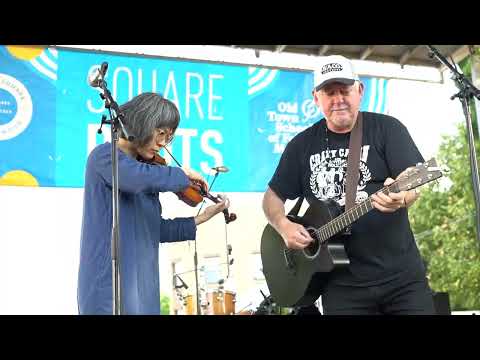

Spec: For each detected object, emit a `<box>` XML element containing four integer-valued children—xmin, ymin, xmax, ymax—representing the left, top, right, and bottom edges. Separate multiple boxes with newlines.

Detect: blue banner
<box><xmin>0</xmin><ymin>46</ymin><xmax>389</xmax><ymax>192</ymax></box>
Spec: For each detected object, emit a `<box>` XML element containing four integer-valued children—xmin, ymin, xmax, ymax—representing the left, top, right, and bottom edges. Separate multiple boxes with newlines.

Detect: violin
<box><xmin>139</xmin><ymin>151</ymin><xmax>237</xmax><ymax>224</ymax></box>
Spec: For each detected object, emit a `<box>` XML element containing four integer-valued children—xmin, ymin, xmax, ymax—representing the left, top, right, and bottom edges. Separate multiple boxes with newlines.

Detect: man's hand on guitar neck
<box><xmin>277</xmin><ymin>217</ymin><xmax>314</xmax><ymax>250</ymax></box>
<box><xmin>371</xmin><ymin>167</ymin><xmax>420</xmax><ymax>213</ymax></box>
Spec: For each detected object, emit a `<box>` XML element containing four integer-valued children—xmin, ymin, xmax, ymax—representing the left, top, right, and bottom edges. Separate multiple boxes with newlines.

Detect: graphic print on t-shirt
<box><xmin>309</xmin><ymin>145</ymin><xmax>371</xmax><ymax>206</ymax></box>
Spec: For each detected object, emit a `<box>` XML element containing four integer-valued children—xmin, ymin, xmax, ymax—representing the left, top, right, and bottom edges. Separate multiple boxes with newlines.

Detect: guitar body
<box><xmin>261</xmin><ymin>199</ymin><xmax>350</xmax><ymax>307</ymax></box>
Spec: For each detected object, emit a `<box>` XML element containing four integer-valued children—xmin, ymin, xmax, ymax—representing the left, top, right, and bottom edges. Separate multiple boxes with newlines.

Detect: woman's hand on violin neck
<box><xmin>194</xmin><ymin>195</ymin><xmax>230</xmax><ymax>226</ymax></box>
<box><xmin>181</xmin><ymin>167</ymin><xmax>209</xmax><ymax>192</ymax></box>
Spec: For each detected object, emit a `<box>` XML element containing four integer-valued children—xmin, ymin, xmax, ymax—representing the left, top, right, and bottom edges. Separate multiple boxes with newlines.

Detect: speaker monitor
<box><xmin>433</xmin><ymin>291</ymin><xmax>451</xmax><ymax>315</ymax></box>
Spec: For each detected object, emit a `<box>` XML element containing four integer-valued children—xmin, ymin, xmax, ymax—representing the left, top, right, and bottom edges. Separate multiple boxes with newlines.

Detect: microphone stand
<box><xmin>174</xmin><ymin>274</ymin><xmax>189</xmax><ymax>290</ymax></box>
<box><xmin>193</xmin><ymin>239</ymin><xmax>202</xmax><ymax>315</ymax></box>
<box><xmin>192</xmin><ymin>170</ymin><xmax>220</xmax><ymax>315</ymax></box>
<box><xmin>426</xmin><ymin>45</ymin><xmax>480</xmax><ymax>247</ymax></box>
<box><xmin>159</xmin><ymin>147</ymin><xmax>236</xmax><ymax>315</ymax></box>
<box><xmin>95</xmin><ymin>63</ymin><xmax>134</xmax><ymax>315</ymax></box>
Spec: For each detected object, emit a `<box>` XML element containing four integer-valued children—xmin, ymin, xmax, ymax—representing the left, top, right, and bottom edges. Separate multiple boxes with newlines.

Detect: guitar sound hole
<box><xmin>303</xmin><ymin>228</ymin><xmax>320</xmax><ymax>259</ymax></box>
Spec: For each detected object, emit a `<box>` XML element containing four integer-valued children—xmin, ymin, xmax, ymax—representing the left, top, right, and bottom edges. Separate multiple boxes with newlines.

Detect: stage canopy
<box><xmin>226</xmin><ymin>45</ymin><xmax>472</xmax><ymax>69</ymax></box>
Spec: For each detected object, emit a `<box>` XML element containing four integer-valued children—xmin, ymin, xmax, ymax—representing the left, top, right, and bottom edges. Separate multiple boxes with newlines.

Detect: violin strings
<box><xmin>196</xmin><ymin>173</ymin><xmax>213</xmax><ymax>216</ymax></box>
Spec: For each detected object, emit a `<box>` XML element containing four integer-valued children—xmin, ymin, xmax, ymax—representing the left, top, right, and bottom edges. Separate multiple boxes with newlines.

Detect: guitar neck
<box><xmin>316</xmin><ymin>182</ymin><xmax>401</xmax><ymax>243</ymax></box>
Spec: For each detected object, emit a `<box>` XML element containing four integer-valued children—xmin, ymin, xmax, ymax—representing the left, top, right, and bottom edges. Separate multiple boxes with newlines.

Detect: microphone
<box><xmin>211</xmin><ymin>166</ymin><xmax>229</xmax><ymax>173</ymax></box>
<box><xmin>88</xmin><ymin>62</ymin><xmax>108</xmax><ymax>88</ymax></box>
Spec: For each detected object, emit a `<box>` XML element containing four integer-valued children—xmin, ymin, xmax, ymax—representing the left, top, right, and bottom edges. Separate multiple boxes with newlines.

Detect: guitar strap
<box><xmin>345</xmin><ymin>111</ymin><xmax>363</xmax><ymax>212</ymax></box>
<box><xmin>288</xmin><ymin>196</ymin><xmax>304</xmax><ymax>216</ymax></box>
<box><xmin>288</xmin><ymin>112</ymin><xmax>363</xmax><ymax>218</ymax></box>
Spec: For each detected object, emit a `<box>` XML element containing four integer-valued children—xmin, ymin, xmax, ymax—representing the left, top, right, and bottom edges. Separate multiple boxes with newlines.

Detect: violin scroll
<box><xmin>203</xmin><ymin>192</ymin><xmax>237</xmax><ymax>224</ymax></box>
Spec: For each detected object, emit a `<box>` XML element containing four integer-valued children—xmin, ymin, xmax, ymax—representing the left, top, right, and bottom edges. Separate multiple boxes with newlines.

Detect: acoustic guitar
<box><xmin>260</xmin><ymin>158</ymin><xmax>443</xmax><ymax>307</ymax></box>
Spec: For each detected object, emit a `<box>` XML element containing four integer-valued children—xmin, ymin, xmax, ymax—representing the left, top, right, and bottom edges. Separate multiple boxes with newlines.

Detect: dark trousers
<box><xmin>321</xmin><ymin>276</ymin><xmax>435</xmax><ymax>315</ymax></box>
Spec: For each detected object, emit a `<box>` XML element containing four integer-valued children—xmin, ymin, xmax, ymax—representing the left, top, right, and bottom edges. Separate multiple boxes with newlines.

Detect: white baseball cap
<box><xmin>313</xmin><ymin>55</ymin><xmax>359</xmax><ymax>92</ymax></box>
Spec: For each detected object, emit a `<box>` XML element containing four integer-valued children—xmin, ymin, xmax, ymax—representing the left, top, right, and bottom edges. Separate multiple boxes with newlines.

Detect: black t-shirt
<box><xmin>268</xmin><ymin>111</ymin><xmax>426</xmax><ymax>286</ymax></box>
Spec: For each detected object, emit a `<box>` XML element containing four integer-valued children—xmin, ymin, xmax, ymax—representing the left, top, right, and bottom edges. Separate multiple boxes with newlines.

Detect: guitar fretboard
<box><xmin>315</xmin><ymin>182</ymin><xmax>401</xmax><ymax>243</ymax></box>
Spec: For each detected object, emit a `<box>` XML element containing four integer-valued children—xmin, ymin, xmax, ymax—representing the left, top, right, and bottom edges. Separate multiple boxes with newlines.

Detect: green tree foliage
<box><xmin>410</xmin><ymin>124</ymin><xmax>480</xmax><ymax>310</ymax></box>
<box><xmin>409</xmin><ymin>49</ymin><xmax>480</xmax><ymax>310</ymax></box>
<box><xmin>160</xmin><ymin>295</ymin><xmax>170</xmax><ymax>315</ymax></box>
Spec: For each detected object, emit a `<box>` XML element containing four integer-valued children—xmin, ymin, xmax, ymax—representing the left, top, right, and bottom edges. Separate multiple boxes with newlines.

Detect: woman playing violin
<box><xmin>78</xmin><ymin>92</ymin><xmax>230</xmax><ymax>315</ymax></box>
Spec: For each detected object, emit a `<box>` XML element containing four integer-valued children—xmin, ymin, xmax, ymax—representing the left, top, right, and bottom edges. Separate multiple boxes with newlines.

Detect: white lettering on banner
<box><xmin>86</xmin><ymin>125</ymin><xmax>223</xmax><ymax>175</ymax></box>
<box><xmin>208</xmin><ymin>74</ymin><xmax>223</xmax><ymax>121</ymax></box>
<box><xmin>267</xmin><ymin>112</ymin><xmax>300</xmax><ymax>123</ymax></box>
<box><xmin>164</xmin><ymin>71</ymin><xmax>180</xmax><ymax>109</ymax></box>
<box><xmin>282</xmin><ymin>133</ymin><xmax>294</xmax><ymax>143</ymax></box>
<box><xmin>264</xmin><ymin>100</ymin><xmax>319</xmax><ymax>154</ymax></box>
<box><xmin>0</xmin><ymin>74</ymin><xmax>33</xmax><ymax>140</ymax></box>
<box><xmin>274</xmin><ymin>143</ymin><xmax>285</xmax><ymax>153</ymax></box>
<box><xmin>277</xmin><ymin>102</ymin><xmax>298</xmax><ymax>114</ymax></box>
<box><xmin>113</xmin><ymin>67</ymin><xmax>133</xmax><ymax>102</ymax></box>
<box><xmin>200</xmin><ymin>130</ymin><xmax>223</xmax><ymax>174</ymax></box>
<box><xmin>176</xmin><ymin>128</ymin><xmax>198</xmax><ymax>169</ymax></box>
<box><xmin>186</xmin><ymin>72</ymin><xmax>204</xmax><ymax>120</ymax></box>
<box><xmin>152</xmin><ymin>69</ymin><xmax>157</xmax><ymax>93</ymax></box>
<box><xmin>275</xmin><ymin>123</ymin><xmax>308</xmax><ymax>133</ymax></box>
<box><xmin>84</xmin><ymin>66</ymin><xmax>227</xmax><ymax>172</ymax></box>
<box><xmin>268</xmin><ymin>133</ymin><xmax>279</xmax><ymax>143</ymax></box>
<box><xmin>135</xmin><ymin>68</ymin><xmax>159</xmax><ymax>94</ymax></box>
<box><xmin>137</xmin><ymin>68</ymin><xmax>143</xmax><ymax>95</ymax></box>
<box><xmin>86</xmin><ymin>67</ymin><xmax>225</xmax><ymax>123</ymax></box>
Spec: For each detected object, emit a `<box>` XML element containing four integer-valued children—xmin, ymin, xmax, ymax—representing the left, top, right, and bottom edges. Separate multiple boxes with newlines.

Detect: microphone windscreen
<box><xmin>211</xmin><ymin>166</ymin><xmax>229</xmax><ymax>173</ymax></box>
<box><xmin>88</xmin><ymin>68</ymin><xmax>102</xmax><ymax>88</ymax></box>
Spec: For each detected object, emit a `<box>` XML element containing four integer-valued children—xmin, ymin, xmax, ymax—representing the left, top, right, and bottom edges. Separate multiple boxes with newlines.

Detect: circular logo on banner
<box><xmin>0</xmin><ymin>73</ymin><xmax>33</xmax><ymax>141</ymax></box>
<box><xmin>301</xmin><ymin>99</ymin><xmax>320</xmax><ymax>121</ymax></box>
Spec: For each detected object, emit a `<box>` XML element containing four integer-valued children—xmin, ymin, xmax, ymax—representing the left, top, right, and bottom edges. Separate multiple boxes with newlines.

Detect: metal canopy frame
<box><xmin>229</xmin><ymin>45</ymin><xmax>472</xmax><ymax>70</ymax></box>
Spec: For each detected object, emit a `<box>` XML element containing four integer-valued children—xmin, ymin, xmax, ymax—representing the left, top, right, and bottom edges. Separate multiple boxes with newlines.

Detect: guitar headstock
<box><xmin>395</xmin><ymin>158</ymin><xmax>443</xmax><ymax>192</ymax></box>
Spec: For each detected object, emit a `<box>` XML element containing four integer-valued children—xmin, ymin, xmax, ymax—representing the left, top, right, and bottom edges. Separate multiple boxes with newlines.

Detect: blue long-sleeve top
<box><xmin>78</xmin><ymin>142</ymin><xmax>196</xmax><ymax>315</ymax></box>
